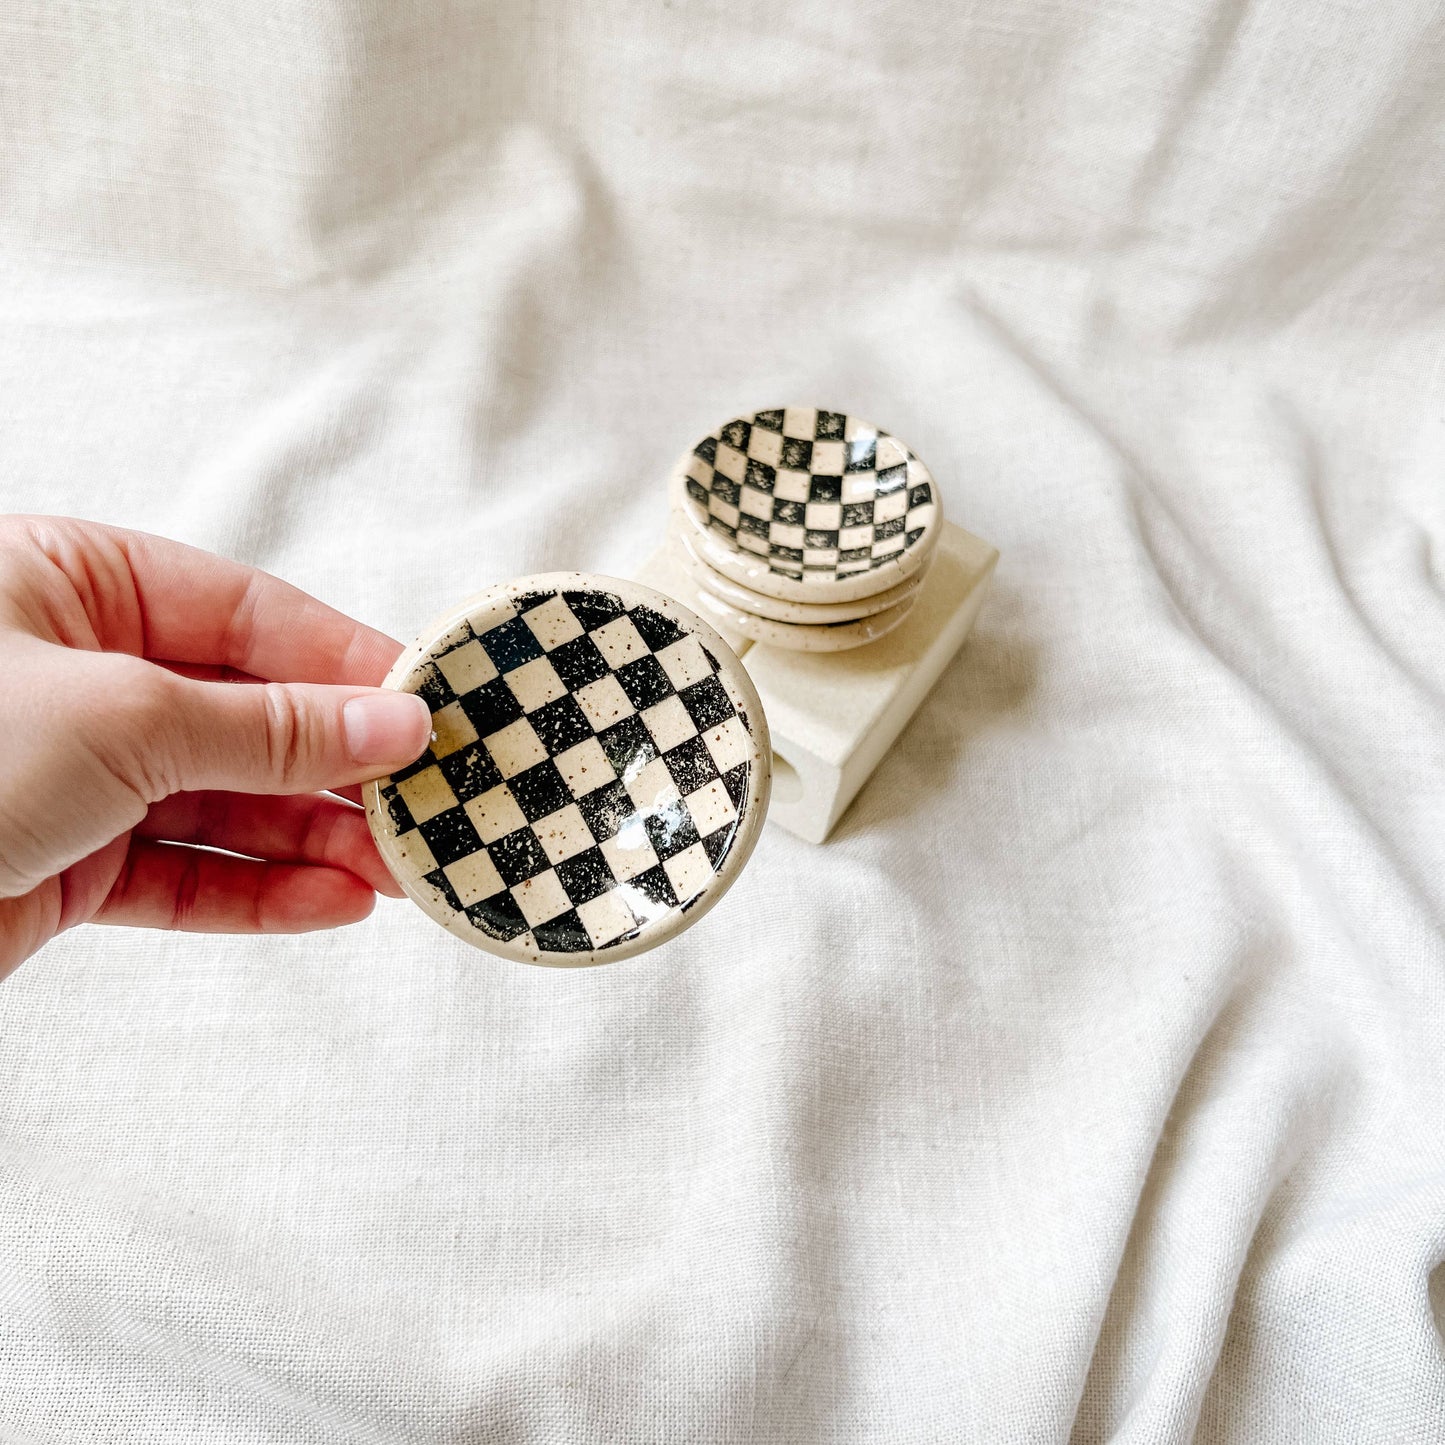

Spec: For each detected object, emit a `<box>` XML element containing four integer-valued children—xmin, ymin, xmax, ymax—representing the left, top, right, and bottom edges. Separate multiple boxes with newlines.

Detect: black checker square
<box><xmin>509</xmin><ymin>759</ymin><xmax>572</xmax><ymax>823</ymax></box>
<box><xmin>643</xmin><ymin>799</ymin><xmax>701</xmax><ymax>863</ymax></box>
<box><xmin>555</xmin><ymin>846</ymin><xmax>614</xmax><ymax>907</ymax></box>
<box><xmin>381</xmin><ymin>784</ymin><xmax>415</xmax><ymax>834</ymax></box>
<box><xmin>549</xmin><ymin>633</ymin><xmax>610</xmax><ymax>691</ymax></box>
<box><xmin>631</xmin><ymin>864</ymin><xmax>680</xmax><ymax>910</ymax></box>
<box><xmin>701</xmin><ymin>825</ymin><xmax>733</xmax><ymax>870</ymax></box>
<box><xmin>744</xmin><ymin>459</ymin><xmax>776</xmax><ymax>492</ymax></box>
<box><xmin>576</xmin><ymin>777</ymin><xmax>634</xmax><ymax>844</ymax></box>
<box><xmin>679</xmin><ymin>670</ymin><xmax>739</xmax><ymax>728</ymax></box>
<box><xmin>466</xmin><ymin>890</ymin><xmax>529</xmax><ymax>941</ymax></box>
<box><xmin>629</xmin><ymin>604</ymin><xmax>686</xmax><ymax>653</ymax></box>
<box><xmin>376</xmin><ymin>583</ymin><xmax>758</xmax><ymax>959</ymax></box>
<box><xmin>719</xmin><ymin>418</ymin><xmax>750</xmax><ymax>451</ymax></box>
<box><xmin>479</xmin><ymin>614</ymin><xmax>545</xmax><ymax>674</ymax></box>
<box><xmin>490</xmin><ymin>826</ymin><xmax>550</xmax><ymax>888</ymax></box>
<box><xmin>597</xmin><ymin>714</ymin><xmax>659</xmax><ymax>776</ymax></box>
<box><xmin>413</xmin><ymin>662</ymin><xmax>456</xmax><ymax>712</ymax></box>
<box><xmin>780</xmin><ymin>436</ymin><xmax>812</xmax><ymax>470</ymax></box>
<box><xmin>438</xmin><ymin>741</ymin><xmax>503</xmax><ymax>803</ymax></box>
<box><xmin>418</xmin><ymin>806</ymin><xmax>484</xmax><ymax>869</ymax></box>
<box><xmin>680</xmin><ymin>410</ymin><xmax>937</xmax><ymax>582</ymax></box>
<box><xmin>423</xmin><ymin>867</ymin><xmax>463</xmax><ymax>914</ymax></box>
<box><xmin>532</xmin><ymin>909</ymin><xmax>590</xmax><ymax>953</ymax></box>
<box><xmin>459</xmin><ymin>676</ymin><xmax>523</xmax><ymax>738</ymax></box>
<box><xmin>722</xmin><ymin>762</ymin><xmax>750</xmax><ymax>812</ymax></box>
<box><xmin>663</xmin><ymin>735</ymin><xmax>719</xmax><ymax>796</ymax></box>
<box><xmin>615</xmin><ymin>653</ymin><xmax>675</xmax><ymax>712</ymax></box>
<box><xmin>529</xmin><ymin>695</ymin><xmax>593</xmax><ymax>755</ymax></box>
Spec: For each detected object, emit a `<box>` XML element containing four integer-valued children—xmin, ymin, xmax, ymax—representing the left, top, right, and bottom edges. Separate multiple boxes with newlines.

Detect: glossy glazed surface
<box><xmin>689</xmin><ymin>582</ymin><xmax>918</xmax><ymax>652</ymax></box>
<box><xmin>671</xmin><ymin>521</ymin><xmax>924</xmax><ymax>623</ymax></box>
<box><xmin>364</xmin><ymin>574</ymin><xmax>770</xmax><ymax>965</ymax></box>
<box><xmin>670</xmin><ymin>407</ymin><xmax>942</xmax><ymax>603</ymax></box>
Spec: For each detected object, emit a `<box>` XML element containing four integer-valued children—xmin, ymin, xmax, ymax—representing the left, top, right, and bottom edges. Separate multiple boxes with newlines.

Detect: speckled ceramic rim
<box><xmin>667</xmin><ymin>412</ymin><xmax>944</xmax><ymax>604</ymax></box>
<box><xmin>671</xmin><ymin>521</ymin><xmax>925</xmax><ymax>624</ymax></box>
<box><xmin>363</xmin><ymin>572</ymin><xmax>773</xmax><ymax>967</ymax></box>
<box><xmin>689</xmin><ymin>580</ymin><xmax>918</xmax><ymax>652</ymax></box>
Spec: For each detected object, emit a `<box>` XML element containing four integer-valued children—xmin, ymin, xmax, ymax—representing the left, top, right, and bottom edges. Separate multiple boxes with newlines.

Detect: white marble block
<box><xmin>635</xmin><ymin>520</ymin><xmax>998</xmax><ymax>844</ymax></box>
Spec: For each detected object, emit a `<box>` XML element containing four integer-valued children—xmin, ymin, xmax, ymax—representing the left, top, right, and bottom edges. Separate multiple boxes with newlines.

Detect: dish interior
<box><xmin>374</xmin><ymin>585</ymin><xmax>758</xmax><ymax>958</ymax></box>
<box><xmin>680</xmin><ymin>407</ymin><xmax>937</xmax><ymax>584</ymax></box>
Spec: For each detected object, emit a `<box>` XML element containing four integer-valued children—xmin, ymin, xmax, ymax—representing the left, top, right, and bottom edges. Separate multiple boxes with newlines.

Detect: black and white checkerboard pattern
<box><xmin>376</xmin><ymin>588</ymin><xmax>756</xmax><ymax>956</ymax></box>
<box><xmin>682</xmin><ymin>408</ymin><xmax>936</xmax><ymax>583</ymax></box>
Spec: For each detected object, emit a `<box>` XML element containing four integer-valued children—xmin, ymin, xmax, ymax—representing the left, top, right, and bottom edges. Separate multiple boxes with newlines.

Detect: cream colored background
<box><xmin>2</xmin><ymin>2</ymin><xmax>1444</xmax><ymax>1440</ymax></box>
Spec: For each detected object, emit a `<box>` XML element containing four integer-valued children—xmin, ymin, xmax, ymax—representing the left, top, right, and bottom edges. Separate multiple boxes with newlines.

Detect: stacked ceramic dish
<box><xmin>666</xmin><ymin>407</ymin><xmax>943</xmax><ymax>652</ymax></box>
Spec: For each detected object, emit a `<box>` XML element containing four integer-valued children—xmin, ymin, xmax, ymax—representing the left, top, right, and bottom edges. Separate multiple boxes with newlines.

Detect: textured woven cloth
<box><xmin>2</xmin><ymin>2</ymin><xmax>1444</xmax><ymax>1440</ymax></box>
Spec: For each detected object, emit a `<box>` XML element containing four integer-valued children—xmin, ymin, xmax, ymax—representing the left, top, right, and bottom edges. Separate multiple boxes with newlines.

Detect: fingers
<box><xmin>5</xmin><ymin>515</ymin><xmax>406</xmax><ymax>685</ymax></box>
<box><xmin>135</xmin><ymin>790</ymin><xmax>405</xmax><ymax>898</ymax></box>
<box><xmin>142</xmin><ymin>670</ymin><xmax>432</xmax><ymax>798</ymax></box>
<box><xmin>94</xmin><ymin>840</ymin><xmax>377</xmax><ymax>933</ymax></box>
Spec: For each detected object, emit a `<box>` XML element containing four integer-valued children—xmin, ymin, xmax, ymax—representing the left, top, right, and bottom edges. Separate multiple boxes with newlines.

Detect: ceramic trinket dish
<box><xmin>669</xmin><ymin>407</ymin><xmax>942</xmax><ymax>606</ymax></box>
<box><xmin>689</xmin><ymin>583</ymin><xmax>917</xmax><ymax>652</ymax></box>
<box><xmin>671</xmin><ymin>521</ymin><xmax>924</xmax><ymax>625</ymax></box>
<box><xmin>364</xmin><ymin>574</ymin><xmax>771</xmax><ymax>965</ymax></box>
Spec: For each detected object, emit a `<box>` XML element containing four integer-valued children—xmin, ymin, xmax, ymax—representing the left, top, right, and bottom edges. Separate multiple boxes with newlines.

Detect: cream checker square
<box><xmin>512</xmin><ymin>869</ymin><xmax>571</xmax><ymax>928</ymax></box>
<box><xmin>442</xmin><ymin>849</ymin><xmax>506</xmax><ymax>907</ymax></box>
<box><xmin>396</xmin><ymin>765</ymin><xmax>457</xmax><ymax>825</ymax></box>
<box><xmin>554</xmin><ymin>736</ymin><xmax>615</xmax><ymax>796</ymax></box>
<box><xmin>577</xmin><ymin>890</ymin><xmax>639</xmax><ymax>949</ymax></box>
<box><xmin>641</xmin><ymin>695</ymin><xmax>698</xmax><ymax>752</ymax></box>
<box><xmin>601</xmin><ymin>824</ymin><xmax>659</xmax><ymax>882</ymax></box>
<box><xmin>428</xmin><ymin>699</ymin><xmax>478</xmax><ymax>759</ymax></box>
<box><xmin>838</xmin><ymin>525</ymin><xmax>875</xmax><ymax>553</ymax></box>
<box><xmin>591</xmin><ymin>616</ymin><xmax>647</xmax><ymax>669</ymax></box>
<box><xmin>532</xmin><ymin>803</ymin><xmax>596</xmax><ymax>866</ymax></box>
<box><xmin>772</xmin><ymin>468</ymin><xmax>811</xmax><ymax>502</ymax></box>
<box><xmin>685</xmin><ymin>778</ymin><xmax>736</xmax><ymax>835</ymax></box>
<box><xmin>811</xmin><ymin>440</ymin><xmax>845</xmax><ymax>473</ymax></box>
<box><xmin>655</xmin><ymin>636</ymin><xmax>713</xmax><ymax>690</ymax></box>
<box><xmin>463</xmin><ymin>784</ymin><xmax>528</xmax><ymax>843</ymax></box>
<box><xmin>805</xmin><ymin>501</ymin><xmax>843</xmax><ymax>530</ymax></box>
<box><xmin>712</xmin><ymin>442</ymin><xmax>746</xmax><ymax>483</ymax></box>
<box><xmin>702</xmin><ymin>715</ymin><xmax>752</xmax><ymax>773</ymax></box>
<box><xmin>746</xmin><ymin>427</ymin><xmax>782</xmax><ymax>466</ymax></box>
<box><xmin>575</xmin><ymin>674</ymin><xmax>635</xmax><ymax>730</ymax></box>
<box><xmin>484</xmin><ymin>717</ymin><xmax>547</xmax><ymax>778</ymax></box>
<box><xmin>522</xmin><ymin>594</ymin><xmax>585</xmax><ymax>651</ymax></box>
<box><xmin>626</xmin><ymin>756</ymin><xmax>681</xmax><ymax>812</ymax></box>
<box><xmin>506</xmin><ymin>656</ymin><xmax>567</xmax><ymax>713</ymax></box>
<box><xmin>435</xmin><ymin>639</ymin><xmax>497</xmax><ymax>695</ymax></box>
<box><xmin>663</xmin><ymin>843</ymin><xmax>714</xmax><ymax>903</ymax></box>
<box><xmin>782</xmin><ymin>406</ymin><xmax>816</xmax><ymax>438</ymax></box>
<box><xmin>739</xmin><ymin>486</ymin><xmax>772</xmax><ymax>520</ymax></box>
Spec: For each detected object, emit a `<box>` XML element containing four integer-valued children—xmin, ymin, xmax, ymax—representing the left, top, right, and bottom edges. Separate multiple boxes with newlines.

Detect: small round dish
<box><xmin>364</xmin><ymin>573</ymin><xmax>771</xmax><ymax>966</ymax></box>
<box><xmin>671</xmin><ymin>521</ymin><xmax>924</xmax><ymax>624</ymax></box>
<box><xmin>669</xmin><ymin>406</ymin><xmax>942</xmax><ymax>604</ymax></box>
<box><xmin>689</xmin><ymin>582</ymin><xmax>917</xmax><ymax>652</ymax></box>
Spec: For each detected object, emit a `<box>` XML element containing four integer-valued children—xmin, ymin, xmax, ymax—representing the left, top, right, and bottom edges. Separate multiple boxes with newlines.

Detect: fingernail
<box><xmin>343</xmin><ymin>692</ymin><xmax>432</xmax><ymax>767</ymax></box>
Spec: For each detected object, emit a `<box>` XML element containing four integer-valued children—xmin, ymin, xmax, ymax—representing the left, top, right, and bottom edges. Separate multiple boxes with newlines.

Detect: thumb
<box><xmin>155</xmin><ymin>674</ymin><xmax>433</xmax><ymax>796</ymax></box>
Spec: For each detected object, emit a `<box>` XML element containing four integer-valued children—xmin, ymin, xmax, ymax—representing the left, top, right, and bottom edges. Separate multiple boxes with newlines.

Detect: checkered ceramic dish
<box><xmin>364</xmin><ymin>574</ymin><xmax>771</xmax><ymax>966</ymax></box>
<box><xmin>669</xmin><ymin>407</ymin><xmax>942</xmax><ymax>604</ymax></box>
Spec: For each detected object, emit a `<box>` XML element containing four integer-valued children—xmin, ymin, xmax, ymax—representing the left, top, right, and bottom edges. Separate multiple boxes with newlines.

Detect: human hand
<box><xmin>0</xmin><ymin>515</ymin><xmax>434</xmax><ymax>981</ymax></box>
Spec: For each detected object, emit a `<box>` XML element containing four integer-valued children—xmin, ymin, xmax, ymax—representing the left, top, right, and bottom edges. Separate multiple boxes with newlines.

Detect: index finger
<box><xmin>16</xmin><ymin>516</ymin><xmax>406</xmax><ymax>687</ymax></box>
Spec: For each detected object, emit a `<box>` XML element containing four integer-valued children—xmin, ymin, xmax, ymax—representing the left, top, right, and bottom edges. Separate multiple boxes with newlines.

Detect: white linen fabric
<box><xmin>2</xmin><ymin>2</ymin><xmax>1444</xmax><ymax>1439</ymax></box>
